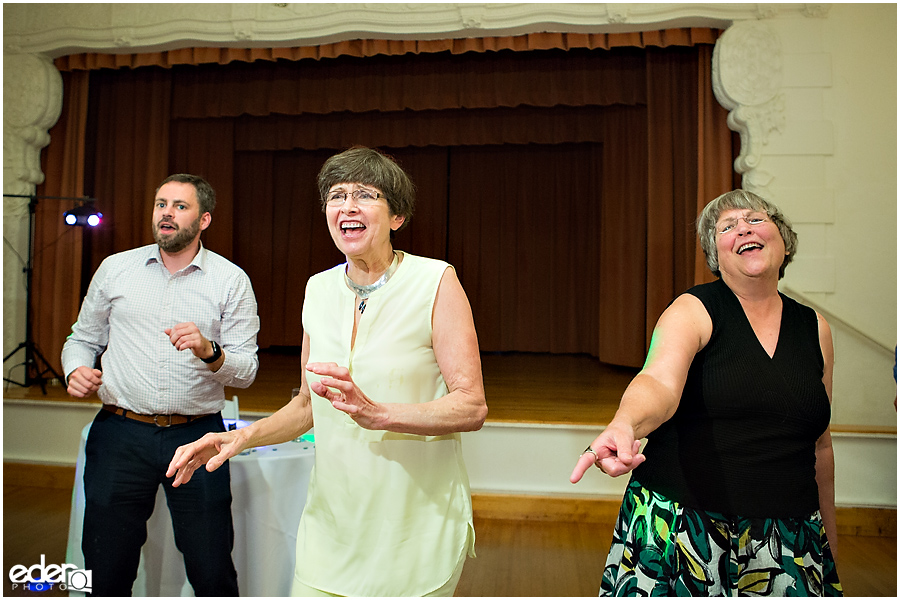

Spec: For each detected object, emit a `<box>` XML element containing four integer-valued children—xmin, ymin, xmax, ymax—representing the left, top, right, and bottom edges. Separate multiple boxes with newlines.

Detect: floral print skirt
<box><xmin>600</xmin><ymin>479</ymin><xmax>842</xmax><ymax>596</ymax></box>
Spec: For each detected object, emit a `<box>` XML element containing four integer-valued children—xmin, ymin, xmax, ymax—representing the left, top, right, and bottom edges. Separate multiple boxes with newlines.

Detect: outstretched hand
<box><xmin>307</xmin><ymin>362</ymin><xmax>388</xmax><ymax>430</ymax></box>
<box><xmin>166</xmin><ymin>430</ymin><xmax>247</xmax><ymax>487</ymax></box>
<box><xmin>570</xmin><ymin>424</ymin><xmax>646</xmax><ymax>483</ymax></box>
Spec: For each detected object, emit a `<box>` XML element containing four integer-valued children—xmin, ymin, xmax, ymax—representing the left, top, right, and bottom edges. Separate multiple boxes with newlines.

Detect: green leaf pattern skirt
<box><xmin>600</xmin><ymin>479</ymin><xmax>842</xmax><ymax>596</ymax></box>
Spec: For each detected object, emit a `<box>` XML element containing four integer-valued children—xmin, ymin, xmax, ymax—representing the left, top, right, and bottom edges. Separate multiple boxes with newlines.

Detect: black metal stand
<box><xmin>3</xmin><ymin>194</ymin><xmax>82</xmax><ymax>393</ymax></box>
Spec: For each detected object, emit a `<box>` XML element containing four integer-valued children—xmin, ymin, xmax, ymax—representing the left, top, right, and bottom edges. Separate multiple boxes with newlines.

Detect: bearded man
<box><xmin>62</xmin><ymin>173</ymin><xmax>260</xmax><ymax>596</ymax></box>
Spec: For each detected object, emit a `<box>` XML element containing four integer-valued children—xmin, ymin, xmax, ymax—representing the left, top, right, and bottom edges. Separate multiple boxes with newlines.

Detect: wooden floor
<box><xmin>2</xmin><ymin>483</ymin><xmax>896</xmax><ymax>597</ymax></box>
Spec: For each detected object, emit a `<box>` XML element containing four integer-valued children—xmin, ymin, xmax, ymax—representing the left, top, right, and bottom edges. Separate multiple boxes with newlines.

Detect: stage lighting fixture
<box><xmin>64</xmin><ymin>203</ymin><xmax>103</xmax><ymax>227</ymax></box>
<box><xmin>2</xmin><ymin>192</ymin><xmax>100</xmax><ymax>391</ymax></box>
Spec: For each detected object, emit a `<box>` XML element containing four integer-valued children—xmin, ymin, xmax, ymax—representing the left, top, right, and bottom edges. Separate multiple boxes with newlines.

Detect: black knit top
<box><xmin>632</xmin><ymin>278</ymin><xmax>831</xmax><ymax>518</ymax></box>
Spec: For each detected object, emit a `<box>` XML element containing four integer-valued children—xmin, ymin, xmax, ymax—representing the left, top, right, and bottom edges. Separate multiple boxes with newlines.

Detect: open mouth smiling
<box><xmin>340</xmin><ymin>221</ymin><xmax>366</xmax><ymax>234</ymax></box>
<box><xmin>737</xmin><ymin>242</ymin><xmax>763</xmax><ymax>255</ymax></box>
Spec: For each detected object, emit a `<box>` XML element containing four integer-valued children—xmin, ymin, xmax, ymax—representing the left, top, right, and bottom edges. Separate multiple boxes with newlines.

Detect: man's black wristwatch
<box><xmin>201</xmin><ymin>340</ymin><xmax>223</xmax><ymax>364</ymax></box>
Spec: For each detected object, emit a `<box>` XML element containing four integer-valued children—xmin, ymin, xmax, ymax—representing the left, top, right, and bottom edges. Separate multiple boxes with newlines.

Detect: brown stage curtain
<box><xmin>165</xmin><ymin>48</ymin><xmax>646</xmax><ymax>119</ymax></box>
<box><xmin>37</xmin><ymin>34</ymin><xmax>734</xmax><ymax>371</ymax></box>
<box><xmin>224</xmin><ymin>141</ymin><xmax>615</xmax><ymax>353</ymax></box>
<box><xmin>86</xmin><ymin>67</ymin><xmax>173</xmax><ymax>264</ymax></box>
<box><xmin>445</xmin><ymin>143</ymin><xmax>606</xmax><ymax>355</ymax></box>
<box><xmin>695</xmin><ymin>44</ymin><xmax>736</xmax><ymax>287</ymax></box>
<box><xmin>54</xmin><ymin>29</ymin><xmax>721</xmax><ymax>72</ymax></box>
<box><xmin>232</xmin><ymin>105</ymin><xmax>633</xmax><ymax>151</ymax></box>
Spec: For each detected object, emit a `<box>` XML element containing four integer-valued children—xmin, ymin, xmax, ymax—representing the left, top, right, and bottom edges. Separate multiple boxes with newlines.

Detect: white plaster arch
<box><xmin>3</xmin><ymin>53</ymin><xmax>63</xmax><ymax>208</ymax></box>
<box><xmin>2</xmin><ymin>3</ymin><xmax>825</xmax><ymax>197</ymax></box>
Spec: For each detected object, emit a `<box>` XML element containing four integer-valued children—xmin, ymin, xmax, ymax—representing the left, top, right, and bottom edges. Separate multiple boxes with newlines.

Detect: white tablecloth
<box><xmin>66</xmin><ymin>422</ymin><xmax>315</xmax><ymax>596</ymax></box>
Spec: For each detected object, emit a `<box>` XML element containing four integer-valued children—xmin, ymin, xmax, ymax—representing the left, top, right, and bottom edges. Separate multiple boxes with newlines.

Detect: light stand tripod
<box><xmin>3</xmin><ymin>193</ymin><xmax>97</xmax><ymax>393</ymax></box>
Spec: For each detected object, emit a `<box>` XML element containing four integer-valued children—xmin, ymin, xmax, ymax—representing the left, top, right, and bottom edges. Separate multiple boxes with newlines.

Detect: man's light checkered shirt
<box><xmin>62</xmin><ymin>243</ymin><xmax>260</xmax><ymax>415</ymax></box>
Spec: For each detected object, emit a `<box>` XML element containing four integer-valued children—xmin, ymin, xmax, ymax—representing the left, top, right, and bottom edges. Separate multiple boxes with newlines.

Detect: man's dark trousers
<box><xmin>82</xmin><ymin>409</ymin><xmax>238</xmax><ymax>597</ymax></box>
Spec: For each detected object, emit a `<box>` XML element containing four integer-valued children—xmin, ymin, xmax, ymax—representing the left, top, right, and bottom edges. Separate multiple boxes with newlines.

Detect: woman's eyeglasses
<box><xmin>716</xmin><ymin>213</ymin><xmax>769</xmax><ymax>235</ymax></box>
<box><xmin>325</xmin><ymin>189</ymin><xmax>383</xmax><ymax>206</ymax></box>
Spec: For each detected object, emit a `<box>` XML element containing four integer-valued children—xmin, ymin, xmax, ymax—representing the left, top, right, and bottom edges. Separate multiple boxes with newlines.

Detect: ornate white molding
<box><xmin>712</xmin><ymin>20</ymin><xmax>786</xmax><ymax>196</ymax></box>
<box><xmin>2</xmin><ymin>54</ymin><xmax>62</xmax><ymax>364</ymax></box>
<box><xmin>3</xmin><ymin>53</ymin><xmax>63</xmax><ymax>216</ymax></box>
<box><xmin>458</xmin><ymin>5</ymin><xmax>487</xmax><ymax>30</ymax></box>
<box><xmin>800</xmin><ymin>4</ymin><xmax>832</xmax><ymax>19</ymax></box>
<box><xmin>3</xmin><ymin>3</ymin><xmax>820</xmax><ymax>57</ymax></box>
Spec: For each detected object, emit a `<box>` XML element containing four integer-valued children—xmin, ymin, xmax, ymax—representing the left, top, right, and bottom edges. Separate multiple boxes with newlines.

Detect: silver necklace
<box><xmin>344</xmin><ymin>251</ymin><xmax>400</xmax><ymax>314</ymax></box>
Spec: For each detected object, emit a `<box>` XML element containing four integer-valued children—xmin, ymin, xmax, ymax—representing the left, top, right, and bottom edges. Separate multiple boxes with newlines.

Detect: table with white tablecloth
<box><xmin>66</xmin><ymin>422</ymin><xmax>315</xmax><ymax>596</ymax></box>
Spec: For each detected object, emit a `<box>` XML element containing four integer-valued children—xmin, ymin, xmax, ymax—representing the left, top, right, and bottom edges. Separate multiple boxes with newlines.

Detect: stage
<box><xmin>225</xmin><ymin>350</ymin><xmax>636</xmax><ymax>425</ymax></box>
<box><xmin>4</xmin><ymin>351</ymin><xmax>636</xmax><ymax>427</ymax></box>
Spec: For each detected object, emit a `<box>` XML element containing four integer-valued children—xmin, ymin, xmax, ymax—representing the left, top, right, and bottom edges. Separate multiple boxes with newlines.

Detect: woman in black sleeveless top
<box><xmin>571</xmin><ymin>190</ymin><xmax>841</xmax><ymax>596</ymax></box>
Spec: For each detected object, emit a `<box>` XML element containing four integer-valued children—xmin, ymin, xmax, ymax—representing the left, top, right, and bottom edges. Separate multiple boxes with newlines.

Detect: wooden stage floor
<box><xmin>227</xmin><ymin>350</ymin><xmax>636</xmax><ymax>425</ymax></box>
<box><xmin>3</xmin><ymin>351</ymin><xmax>635</xmax><ymax>426</ymax></box>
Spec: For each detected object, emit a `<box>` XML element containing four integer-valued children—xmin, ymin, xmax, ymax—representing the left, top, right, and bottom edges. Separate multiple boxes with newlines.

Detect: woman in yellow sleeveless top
<box><xmin>168</xmin><ymin>147</ymin><xmax>488</xmax><ymax>596</ymax></box>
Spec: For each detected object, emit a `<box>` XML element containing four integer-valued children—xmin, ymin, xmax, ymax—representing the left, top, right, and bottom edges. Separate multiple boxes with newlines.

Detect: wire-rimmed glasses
<box><xmin>716</xmin><ymin>212</ymin><xmax>769</xmax><ymax>235</ymax></box>
<box><xmin>325</xmin><ymin>189</ymin><xmax>384</xmax><ymax>207</ymax></box>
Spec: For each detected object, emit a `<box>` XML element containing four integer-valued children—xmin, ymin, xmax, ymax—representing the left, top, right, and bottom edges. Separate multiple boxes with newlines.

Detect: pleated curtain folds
<box><xmin>35</xmin><ymin>30</ymin><xmax>735</xmax><ymax>376</ymax></box>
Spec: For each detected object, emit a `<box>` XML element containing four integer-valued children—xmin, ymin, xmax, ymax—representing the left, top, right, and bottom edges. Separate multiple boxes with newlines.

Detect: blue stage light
<box><xmin>63</xmin><ymin>204</ymin><xmax>103</xmax><ymax>227</ymax></box>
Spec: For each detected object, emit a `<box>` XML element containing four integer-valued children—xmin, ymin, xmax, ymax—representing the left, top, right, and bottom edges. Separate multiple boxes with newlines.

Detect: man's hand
<box><xmin>165</xmin><ymin>322</ymin><xmax>215</xmax><ymax>360</ymax></box>
<box><xmin>66</xmin><ymin>366</ymin><xmax>103</xmax><ymax>398</ymax></box>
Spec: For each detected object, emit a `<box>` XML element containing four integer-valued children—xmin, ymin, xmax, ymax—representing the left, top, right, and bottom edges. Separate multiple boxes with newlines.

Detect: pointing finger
<box><xmin>570</xmin><ymin>451</ymin><xmax>597</xmax><ymax>484</ymax></box>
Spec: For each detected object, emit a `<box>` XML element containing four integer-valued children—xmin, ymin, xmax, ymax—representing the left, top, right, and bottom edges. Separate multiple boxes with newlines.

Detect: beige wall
<box><xmin>772</xmin><ymin>5</ymin><xmax>896</xmax><ymax>427</ymax></box>
<box><xmin>825</xmin><ymin>4</ymin><xmax>896</xmax><ymax>347</ymax></box>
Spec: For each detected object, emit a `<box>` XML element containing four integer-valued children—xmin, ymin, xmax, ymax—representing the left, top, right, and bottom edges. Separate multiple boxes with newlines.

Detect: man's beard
<box><xmin>154</xmin><ymin>215</ymin><xmax>201</xmax><ymax>253</ymax></box>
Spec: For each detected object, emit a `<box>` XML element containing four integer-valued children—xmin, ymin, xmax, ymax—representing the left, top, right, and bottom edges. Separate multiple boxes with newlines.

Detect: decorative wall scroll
<box><xmin>712</xmin><ymin>20</ymin><xmax>786</xmax><ymax>195</ymax></box>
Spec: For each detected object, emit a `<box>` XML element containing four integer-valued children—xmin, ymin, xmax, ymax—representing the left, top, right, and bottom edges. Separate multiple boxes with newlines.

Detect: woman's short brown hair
<box><xmin>317</xmin><ymin>147</ymin><xmax>415</xmax><ymax>231</ymax></box>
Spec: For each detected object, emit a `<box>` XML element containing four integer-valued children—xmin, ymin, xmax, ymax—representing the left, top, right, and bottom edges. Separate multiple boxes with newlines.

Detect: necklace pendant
<box><xmin>358</xmin><ymin>299</ymin><xmax>367</xmax><ymax>314</ymax></box>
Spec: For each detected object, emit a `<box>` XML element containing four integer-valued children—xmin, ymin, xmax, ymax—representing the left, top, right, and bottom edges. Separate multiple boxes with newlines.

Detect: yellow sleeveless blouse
<box><xmin>295</xmin><ymin>252</ymin><xmax>475</xmax><ymax>596</ymax></box>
